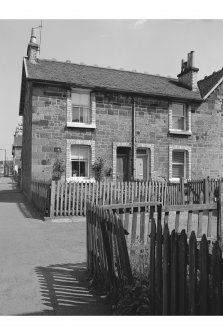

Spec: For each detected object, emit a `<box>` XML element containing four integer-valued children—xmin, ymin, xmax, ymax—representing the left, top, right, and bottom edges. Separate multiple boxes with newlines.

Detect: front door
<box><xmin>136</xmin><ymin>149</ymin><xmax>148</xmax><ymax>180</ymax></box>
<box><xmin>117</xmin><ymin>147</ymin><xmax>130</xmax><ymax>181</ymax></box>
<box><xmin>117</xmin><ymin>155</ymin><xmax>128</xmax><ymax>181</ymax></box>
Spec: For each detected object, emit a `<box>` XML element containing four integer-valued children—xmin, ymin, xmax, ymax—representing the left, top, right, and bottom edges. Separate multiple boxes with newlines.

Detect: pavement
<box><xmin>0</xmin><ymin>177</ymin><xmax>112</xmax><ymax>315</ymax></box>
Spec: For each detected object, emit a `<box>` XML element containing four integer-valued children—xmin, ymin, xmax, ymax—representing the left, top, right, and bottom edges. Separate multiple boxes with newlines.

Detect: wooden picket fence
<box><xmin>86</xmin><ymin>202</ymin><xmax>133</xmax><ymax>298</ymax></box>
<box><xmin>31</xmin><ymin>180</ymin><xmax>51</xmax><ymax>215</ymax></box>
<box><xmin>48</xmin><ymin>178</ymin><xmax>220</xmax><ymax>217</ymax></box>
<box><xmin>86</xmin><ymin>200</ymin><xmax>223</xmax><ymax>315</ymax></box>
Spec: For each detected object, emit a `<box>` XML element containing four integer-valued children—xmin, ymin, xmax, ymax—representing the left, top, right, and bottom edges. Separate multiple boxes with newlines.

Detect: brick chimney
<box><xmin>27</xmin><ymin>28</ymin><xmax>39</xmax><ymax>64</ymax></box>
<box><xmin>177</xmin><ymin>51</ymin><xmax>199</xmax><ymax>91</ymax></box>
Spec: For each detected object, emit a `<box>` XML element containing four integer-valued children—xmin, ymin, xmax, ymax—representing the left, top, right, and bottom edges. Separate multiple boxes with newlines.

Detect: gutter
<box><xmin>132</xmin><ymin>97</ymin><xmax>136</xmax><ymax>180</ymax></box>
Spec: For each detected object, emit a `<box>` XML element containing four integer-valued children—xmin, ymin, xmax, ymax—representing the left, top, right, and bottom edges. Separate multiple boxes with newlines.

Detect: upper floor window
<box><xmin>172</xmin><ymin>103</ymin><xmax>186</xmax><ymax>130</ymax></box>
<box><xmin>67</xmin><ymin>90</ymin><xmax>96</xmax><ymax>129</ymax></box>
<box><xmin>169</xmin><ymin>102</ymin><xmax>191</xmax><ymax>135</ymax></box>
<box><xmin>71</xmin><ymin>92</ymin><xmax>90</xmax><ymax>123</ymax></box>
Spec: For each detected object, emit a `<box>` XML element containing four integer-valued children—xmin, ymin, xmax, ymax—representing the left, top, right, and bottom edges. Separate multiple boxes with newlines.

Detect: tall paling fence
<box><xmin>88</xmin><ymin>200</ymin><xmax>222</xmax><ymax>315</ymax></box>
<box><xmin>86</xmin><ymin>202</ymin><xmax>133</xmax><ymax>299</ymax></box>
<box><xmin>49</xmin><ymin>178</ymin><xmax>220</xmax><ymax>217</ymax></box>
<box><xmin>31</xmin><ymin>180</ymin><xmax>51</xmax><ymax>216</ymax></box>
<box><xmin>163</xmin><ymin>199</ymin><xmax>219</xmax><ymax>240</ymax></box>
<box><xmin>104</xmin><ymin>199</ymin><xmax>218</xmax><ymax>245</ymax></box>
<box><xmin>149</xmin><ymin>222</ymin><xmax>223</xmax><ymax>315</ymax></box>
<box><xmin>101</xmin><ymin>202</ymin><xmax>162</xmax><ymax>247</ymax></box>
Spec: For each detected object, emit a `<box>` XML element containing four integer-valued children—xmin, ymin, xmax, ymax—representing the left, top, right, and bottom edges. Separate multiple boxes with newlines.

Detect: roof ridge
<box><xmin>38</xmin><ymin>58</ymin><xmax>177</xmax><ymax>80</ymax></box>
<box><xmin>198</xmin><ymin>67</ymin><xmax>223</xmax><ymax>83</ymax></box>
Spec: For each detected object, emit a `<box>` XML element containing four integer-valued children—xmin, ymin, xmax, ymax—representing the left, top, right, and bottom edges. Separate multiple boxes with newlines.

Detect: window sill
<box><xmin>169</xmin><ymin>178</ymin><xmax>187</xmax><ymax>183</ymax></box>
<box><xmin>66</xmin><ymin>177</ymin><xmax>96</xmax><ymax>183</ymax></box>
<box><xmin>169</xmin><ymin>129</ymin><xmax>192</xmax><ymax>136</ymax></box>
<box><xmin>67</xmin><ymin>122</ymin><xmax>96</xmax><ymax>129</ymax></box>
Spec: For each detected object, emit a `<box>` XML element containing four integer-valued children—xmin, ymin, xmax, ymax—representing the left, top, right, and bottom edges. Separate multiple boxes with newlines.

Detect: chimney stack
<box><xmin>177</xmin><ymin>51</ymin><xmax>199</xmax><ymax>92</ymax></box>
<box><xmin>27</xmin><ymin>28</ymin><xmax>39</xmax><ymax>64</ymax></box>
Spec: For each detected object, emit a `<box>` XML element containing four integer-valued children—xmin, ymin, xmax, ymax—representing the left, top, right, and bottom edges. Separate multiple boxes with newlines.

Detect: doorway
<box><xmin>116</xmin><ymin>147</ymin><xmax>130</xmax><ymax>181</ymax></box>
<box><xmin>136</xmin><ymin>148</ymin><xmax>149</xmax><ymax>180</ymax></box>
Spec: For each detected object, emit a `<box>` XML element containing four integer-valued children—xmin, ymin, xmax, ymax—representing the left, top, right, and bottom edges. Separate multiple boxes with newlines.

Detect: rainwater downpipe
<box><xmin>132</xmin><ymin>97</ymin><xmax>136</xmax><ymax>180</ymax></box>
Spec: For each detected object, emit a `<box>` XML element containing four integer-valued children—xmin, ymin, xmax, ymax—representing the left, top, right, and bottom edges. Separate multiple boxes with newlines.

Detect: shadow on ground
<box><xmin>17</xmin><ymin>262</ymin><xmax>112</xmax><ymax>316</ymax></box>
<box><xmin>0</xmin><ymin>188</ymin><xmax>42</xmax><ymax>220</ymax></box>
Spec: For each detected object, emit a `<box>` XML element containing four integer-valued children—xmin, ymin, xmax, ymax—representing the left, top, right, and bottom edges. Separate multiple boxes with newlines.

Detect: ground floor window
<box><xmin>71</xmin><ymin>145</ymin><xmax>89</xmax><ymax>177</ymax></box>
<box><xmin>169</xmin><ymin>145</ymin><xmax>191</xmax><ymax>181</ymax></box>
<box><xmin>172</xmin><ymin>150</ymin><xmax>186</xmax><ymax>178</ymax></box>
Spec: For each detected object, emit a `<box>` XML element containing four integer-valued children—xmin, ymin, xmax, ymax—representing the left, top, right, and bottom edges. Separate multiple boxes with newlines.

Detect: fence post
<box><xmin>218</xmin><ymin>179</ymin><xmax>223</xmax><ymax>244</ymax></box>
<box><xmin>180</xmin><ymin>178</ymin><xmax>185</xmax><ymax>205</ymax></box>
<box><xmin>204</xmin><ymin>178</ymin><xmax>209</xmax><ymax>204</ymax></box>
<box><xmin>50</xmin><ymin>180</ymin><xmax>56</xmax><ymax>218</ymax></box>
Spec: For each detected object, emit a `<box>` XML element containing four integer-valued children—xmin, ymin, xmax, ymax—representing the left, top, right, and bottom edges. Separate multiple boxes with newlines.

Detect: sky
<box><xmin>1</xmin><ymin>18</ymin><xmax>223</xmax><ymax>161</ymax></box>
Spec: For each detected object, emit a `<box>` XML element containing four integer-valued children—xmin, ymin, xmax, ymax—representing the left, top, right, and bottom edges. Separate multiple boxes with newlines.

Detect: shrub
<box><xmin>52</xmin><ymin>157</ymin><xmax>65</xmax><ymax>181</ymax></box>
<box><xmin>113</xmin><ymin>237</ymin><xmax>151</xmax><ymax>315</ymax></box>
<box><xmin>92</xmin><ymin>157</ymin><xmax>112</xmax><ymax>182</ymax></box>
<box><xmin>128</xmin><ymin>237</ymin><xmax>150</xmax><ymax>281</ymax></box>
<box><xmin>114</xmin><ymin>282</ymin><xmax>150</xmax><ymax>315</ymax></box>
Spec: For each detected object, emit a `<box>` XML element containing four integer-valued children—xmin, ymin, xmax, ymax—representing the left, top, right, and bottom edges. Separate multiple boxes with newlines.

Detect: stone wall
<box><xmin>31</xmin><ymin>84</ymin><xmax>95</xmax><ymax>181</ymax></box>
<box><xmin>95</xmin><ymin>92</ymin><xmax>191</xmax><ymax>180</ymax></box>
<box><xmin>21</xmin><ymin>81</ymin><xmax>32</xmax><ymax>197</ymax></box>
<box><xmin>191</xmin><ymin>81</ymin><xmax>223</xmax><ymax>178</ymax></box>
<box><xmin>23</xmin><ymin>82</ymin><xmax>223</xmax><ymax>184</ymax></box>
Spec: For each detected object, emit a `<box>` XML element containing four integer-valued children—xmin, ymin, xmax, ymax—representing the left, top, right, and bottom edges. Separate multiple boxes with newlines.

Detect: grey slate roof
<box><xmin>198</xmin><ymin>68</ymin><xmax>223</xmax><ymax>99</ymax></box>
<box><xmin>24</xmin><ymin>58</ymin><xmax>202</xmax><ymax>102</ymax></box>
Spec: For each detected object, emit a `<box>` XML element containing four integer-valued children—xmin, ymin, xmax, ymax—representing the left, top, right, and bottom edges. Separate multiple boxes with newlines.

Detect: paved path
<box><xmin>0</xmin><ymin>177</ymin><xmax>111</xmax><ymax>315</ymax></box>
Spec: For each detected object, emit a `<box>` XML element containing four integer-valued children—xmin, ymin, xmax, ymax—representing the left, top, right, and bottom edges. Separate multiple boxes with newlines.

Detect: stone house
<box><xmin>12</xmin><ymin>134</ymin><xmax>22</xmax><ymax>174</ymax></box>
<box><xmin>19</xmin><ymin>29</ymin><xmax>223</xmax><ymax>197</ymax></box>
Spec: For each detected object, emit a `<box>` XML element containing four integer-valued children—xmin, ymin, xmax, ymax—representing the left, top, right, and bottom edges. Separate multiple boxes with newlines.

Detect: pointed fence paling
<box><xmin>149</xmin><ymin>223</ymin><xmax>223</xmax><ymax>315</ymax></box>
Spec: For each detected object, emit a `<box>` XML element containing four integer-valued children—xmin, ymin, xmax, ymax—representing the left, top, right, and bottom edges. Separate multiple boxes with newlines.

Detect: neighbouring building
<box><xmin>12</xmin><ymin>133</ymin><xmax>22</xmax><ymax>174</ymax></box>
<box><xmin>19</xmin><ymin>29</ymin><xmax>223</xmax><ymax>198</ymax></box>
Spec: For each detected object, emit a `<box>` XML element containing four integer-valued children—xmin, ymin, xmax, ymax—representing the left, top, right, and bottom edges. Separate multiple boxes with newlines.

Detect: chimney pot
<box><xmin>190</xmin><ymin>51</ymin><xmax>194</xmax><ymax>67</ymax></box>
<box><xmin>187</xmin><ymin>53</ymin><xmax>192</xmax><ymax>68</ymax></box>
<box><xmin>27</xmin><ymin>28</ymin><xmax>39</xmax><ymax>64</ymax></box>
<box><xmin>181</xmin><ymin>59</ymin><xmax>184</xmax><ymax>71</ymax></box>
<box><xmin>30</xmin><ymin>28</ymin><xmax>37</xmax><ymax>44</ymax></box>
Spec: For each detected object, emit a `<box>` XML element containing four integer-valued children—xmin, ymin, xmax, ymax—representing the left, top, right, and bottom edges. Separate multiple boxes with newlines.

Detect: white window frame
<box><xmin>169</xmin><ymin>145</ymin><xmax>191</xmax><ymax>182</ymax></box>
<box><xmin>71</xmin><ymin>145</ymin><xmax>90</xmax><ymax>178</ymax></box>
<box><xmin>169</xmin><ymin>102</ymin><xmax>191</xmax><ymax>135</ymax></box>
<box><xmin>172</xmin><ymin>150</ymin><xmax>186</xmax><ymax>179</ymax></box>
<box><xmin>66</xmin><ymin>139</ymin><xmax>95</xmax><ymax>181</ymax></box>
<box><xmin>67</xmin><ymin>89</ymin><xmax>96</xmax><ymax>129</ymax></box>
